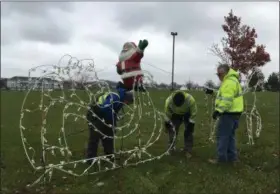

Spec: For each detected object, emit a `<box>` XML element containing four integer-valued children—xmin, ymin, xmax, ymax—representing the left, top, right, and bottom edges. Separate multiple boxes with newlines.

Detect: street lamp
<box><xmin>171</xmin><ymin>32</ymin><xmax>178</xmax><ymax>91</ymax></box>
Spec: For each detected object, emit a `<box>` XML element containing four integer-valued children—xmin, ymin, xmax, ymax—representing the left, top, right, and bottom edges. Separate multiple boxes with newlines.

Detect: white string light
<box><xmin>19</xmin><ymin>54</ymin><xmax>176</xmax><ymax>188</ymax></box>
<box><xmin>20</xmin><ymin>54</ymin><xmax>264</xmax><ymax>188</ymax></box>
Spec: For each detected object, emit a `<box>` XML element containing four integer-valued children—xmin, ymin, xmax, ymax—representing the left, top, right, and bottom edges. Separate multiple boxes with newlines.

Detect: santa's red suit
<box><xmin>116</xmin><ymin>42</ymin><xmax>144</xmax><ymax>91</ymax></box>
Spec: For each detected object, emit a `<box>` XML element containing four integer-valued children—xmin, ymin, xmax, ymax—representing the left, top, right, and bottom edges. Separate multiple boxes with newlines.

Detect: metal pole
<box><xmin>171</xmin><ymin>32</ymin><xmax>177</xmax><ymax>91</ymax></box>
<box><xmin>171</xmin><ymin>35</ymin><xmax>175</xmax><ymax>91</ymax></box>
<box><xmin>28</xmin><ymin>68</ymin><xmax>31</xmax><ymax>90</ymax></box>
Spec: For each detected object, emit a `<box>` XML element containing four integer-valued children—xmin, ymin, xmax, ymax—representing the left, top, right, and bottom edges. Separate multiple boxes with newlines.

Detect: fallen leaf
<box><xmin>272</xmin><ymin>153</ymin><xmax>278</xmax><ymax>158</ymax></box>
<box><xmin>97</xmin><ymin>182</ymin><xmax>104</xmax><ymax>187</ymax></box>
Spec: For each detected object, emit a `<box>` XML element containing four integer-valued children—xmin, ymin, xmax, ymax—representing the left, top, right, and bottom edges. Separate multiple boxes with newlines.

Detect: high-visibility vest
<box><xmin>215</xmin><ymin>69</ymin><xmax>244</xmax><ymax>113</ymax></box>
<box><xmin>97</xmin><ymin>92</ymin><xmax>120</xmax><ymax>107</ymax></box>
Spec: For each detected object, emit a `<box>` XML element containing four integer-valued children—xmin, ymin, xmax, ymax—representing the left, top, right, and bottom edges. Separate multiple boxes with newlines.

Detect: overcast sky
<box><xmin>1</xmin><ymin>2</ymin><xmax>279</xmax><ymax>85</ymax></box>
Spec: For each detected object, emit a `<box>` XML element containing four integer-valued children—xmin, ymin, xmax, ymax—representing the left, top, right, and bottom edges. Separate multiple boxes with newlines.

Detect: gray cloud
<box><xmin>18</xmin><ymin>15</ymin><xmax>72</xmax><ymax>44</ymax></box>
<box><xmin>92</xmin><ymin>35</ymin><xmax>124</xmax><ymax>56</ymax></box>
<box><xmin>113</xmin><ymin>3</ymin><xmax>225</xmax><ymax>43</ymax></box>
<box><xmin>111</xmin><ymin>2</ymin><xmax>279</xmax><ymax>81</ymax></box>
<box><xmin>113</xmin><ymin>2</ymin><xmax>278</xmax><ymax>45</ymax></box>
<box><xmin>1</xmin><ymin>2</ymin><xmax>278</xmax><ymax>86</ymax></box>
<box><xmin>1</xmin><ymin>2</ymin><xmax>73</xmax><ymax>17</ymax></box>
<box><xmin>1</xmin><ymin>2</ymin><xmax>74</xmax><ymax>45</ymax></box>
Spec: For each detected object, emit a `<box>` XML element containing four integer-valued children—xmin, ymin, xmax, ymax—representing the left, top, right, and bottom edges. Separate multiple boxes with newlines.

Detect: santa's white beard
<box><xmin>119</xmin><ymin>48</ymin><xmax>137</xmax><ymax>62</ymax></box>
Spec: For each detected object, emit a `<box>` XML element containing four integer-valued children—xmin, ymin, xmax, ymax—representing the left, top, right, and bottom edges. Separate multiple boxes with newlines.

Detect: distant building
<box><xmin>1</xmin><ymin>76</ymin><xmax>145</xmax><ymax>91</ymax></box>
<box><xmin>6</xmin><ymin>76</ymin><xmax>60</xmax><ymax>91</ymax></box>
<box><xmin>180</xmin><ymin>86</ymin><xmax>188</xmax><ymax>91</ymax></box>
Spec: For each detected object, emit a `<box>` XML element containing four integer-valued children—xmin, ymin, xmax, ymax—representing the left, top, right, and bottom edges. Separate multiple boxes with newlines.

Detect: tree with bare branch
<box><xmin>210</xmin><ymin>9</ymin><xmax>271</xmax><ymax>76</ymax></box>
<box><xmin>185</xmin><ymin>80</ymin><xmax>195</xmax><ymax>90</ymax></box>
<box><xmin>204</xmin><ymin>79</ymin><xmax>216</xmax><ymax>89</ymax></box>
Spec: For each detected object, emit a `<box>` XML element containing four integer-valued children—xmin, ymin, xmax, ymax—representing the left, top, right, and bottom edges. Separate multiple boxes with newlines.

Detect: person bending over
<box><xmin>164</xmin><ymin>90</ymin><xmax>197</xmax><ymax>157</ymax></box>
<box><xmin>86</xmin><ymin>84</ymin><xmax>134</xmax><ymax>164</ymax></box>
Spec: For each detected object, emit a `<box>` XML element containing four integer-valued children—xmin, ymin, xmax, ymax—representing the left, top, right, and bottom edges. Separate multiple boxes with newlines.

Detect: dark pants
<box><xmin>167</xmin><ymin>113</ymin><xmax>194</xmax><ymax>152</ymax></box>
<box><xmin>86</xmin><ymin>106</ymin><xmax>115</xmax><ymax>162</ymax></box>
<box><xmin>216</xmin><ymin>114</ymin><xmax>240</xmax><ymax>162</ymax></box>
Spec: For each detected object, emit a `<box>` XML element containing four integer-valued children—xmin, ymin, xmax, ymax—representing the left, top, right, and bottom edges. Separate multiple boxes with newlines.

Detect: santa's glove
<box><xmin>138</xmin><ymin>39</ymin><xmax>149</xmax><ymax>51</ymax></box>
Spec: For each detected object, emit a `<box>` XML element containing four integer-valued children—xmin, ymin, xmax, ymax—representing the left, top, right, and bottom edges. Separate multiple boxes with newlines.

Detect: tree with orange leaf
<box><xmin>210</xmin><ymin>9</ymin><xmax>271</xmax><ymax>76</ymax></box>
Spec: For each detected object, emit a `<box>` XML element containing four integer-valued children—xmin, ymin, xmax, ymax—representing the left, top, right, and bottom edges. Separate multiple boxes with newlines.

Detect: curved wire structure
<box><xmin>19</xmin><ymin>54</ymin><xmax>176</xmax><ymax>187</ymax></box>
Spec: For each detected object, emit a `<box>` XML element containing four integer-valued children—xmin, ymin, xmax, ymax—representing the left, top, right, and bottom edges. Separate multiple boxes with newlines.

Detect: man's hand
<box><xmin>204</xmin><ymin>87</ymin><xmax>214</xmax><ymax>95</ymax></box>
<box><xmin>164</xmin><ymin>121</ymin><xmax>172</xmax><ymax>128</ymax></box>
<box><xmin>212</xmin><ymin>111</ymin><xmax>221</xmax><ymax>120</ymax></box>
<box><xmin>138</xmin><ymin>39</ymin><xmax>149</xmax><ymax>51</ymax></box>
<box><xmin>164</xmin><ymin>120</ymin><xmax>174</xmax><ymax>132</ymax></box>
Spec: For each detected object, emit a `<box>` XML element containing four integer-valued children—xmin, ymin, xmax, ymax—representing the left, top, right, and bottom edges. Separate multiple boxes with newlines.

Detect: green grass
<box><xmin>1</xmin><ymin>90</ymin><xmax>279</xmax><ymax>194</ymax></box>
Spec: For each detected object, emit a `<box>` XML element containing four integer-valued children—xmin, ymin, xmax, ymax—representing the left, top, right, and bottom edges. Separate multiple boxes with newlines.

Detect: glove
<box><xmin>165</xmin><ymin>120</ymin><xmax>174</xmax><ymax>129</ymax></box>
<box><xmin>138</xmin><ymin>39</ymin><xmax>149</xmax><ymax>51</ymax></box>
<box><xmin>212</xmin><ymin>111</ymin><xmax>221</xmax><ymax>120</ymax></box>
<box><xmin>204</xmin><ymin>88</ymin><xmax>214</xmax><ymax>95</ymax></box>
<box><xmin>164</xmin><ymin>121</ymin><xmax>173</xmax><ymax>133</ymax></box>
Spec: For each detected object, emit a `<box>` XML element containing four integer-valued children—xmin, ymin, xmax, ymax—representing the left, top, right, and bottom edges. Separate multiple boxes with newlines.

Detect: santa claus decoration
<box><xmin>116</xmin><ymin>39</ymin><xmax>149</xmax><ymax>91</ymax></box>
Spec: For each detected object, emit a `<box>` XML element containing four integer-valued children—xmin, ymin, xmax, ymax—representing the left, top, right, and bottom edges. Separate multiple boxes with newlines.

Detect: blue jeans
<box><xmin>216</xmin><ymin>114</ymin><xmax>240</xmax><ymax>162</ymax></box>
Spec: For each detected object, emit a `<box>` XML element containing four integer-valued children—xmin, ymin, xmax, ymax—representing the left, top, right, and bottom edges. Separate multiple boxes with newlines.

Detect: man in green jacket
<box><xmin>205</xmin><ymin>64</ymin><xmax>244</xmax><ymax>164</ymax></box>
<box><xmin>164</xmin><ymin>90</ymin><xmax>197</xmax><ymax>157</ymax></box>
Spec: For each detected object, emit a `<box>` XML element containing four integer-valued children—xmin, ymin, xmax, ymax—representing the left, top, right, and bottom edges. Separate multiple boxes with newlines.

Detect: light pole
<box><xmin>171</xmin><ymin>32</ymin><xmax>178</xmax><ymax>91</ymax></box>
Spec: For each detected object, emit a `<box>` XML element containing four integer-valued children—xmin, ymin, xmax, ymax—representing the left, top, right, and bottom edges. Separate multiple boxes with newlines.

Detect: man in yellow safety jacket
<box><xmin>164</xmin><ymin>90</ymin><xmax>197</xmax><ymax>157</ymax></box>
<box><xmin>205</xmin><ymin>64</ymin><xmax>244</xmax><ymax>164</ymax></box>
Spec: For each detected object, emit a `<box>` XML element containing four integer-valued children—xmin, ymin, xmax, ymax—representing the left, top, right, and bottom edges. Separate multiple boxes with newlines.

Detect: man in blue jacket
<box><xmin>86</xmin><ymin>82</ymin><xmax>134</xmax><ymax>164</ymax></box>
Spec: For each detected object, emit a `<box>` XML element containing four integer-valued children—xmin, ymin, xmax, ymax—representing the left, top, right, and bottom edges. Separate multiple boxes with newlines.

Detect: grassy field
<box><xmin>1</xmin><ymin>90</ymin><xmax>279</xmax><ymax>194</ymax></box>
